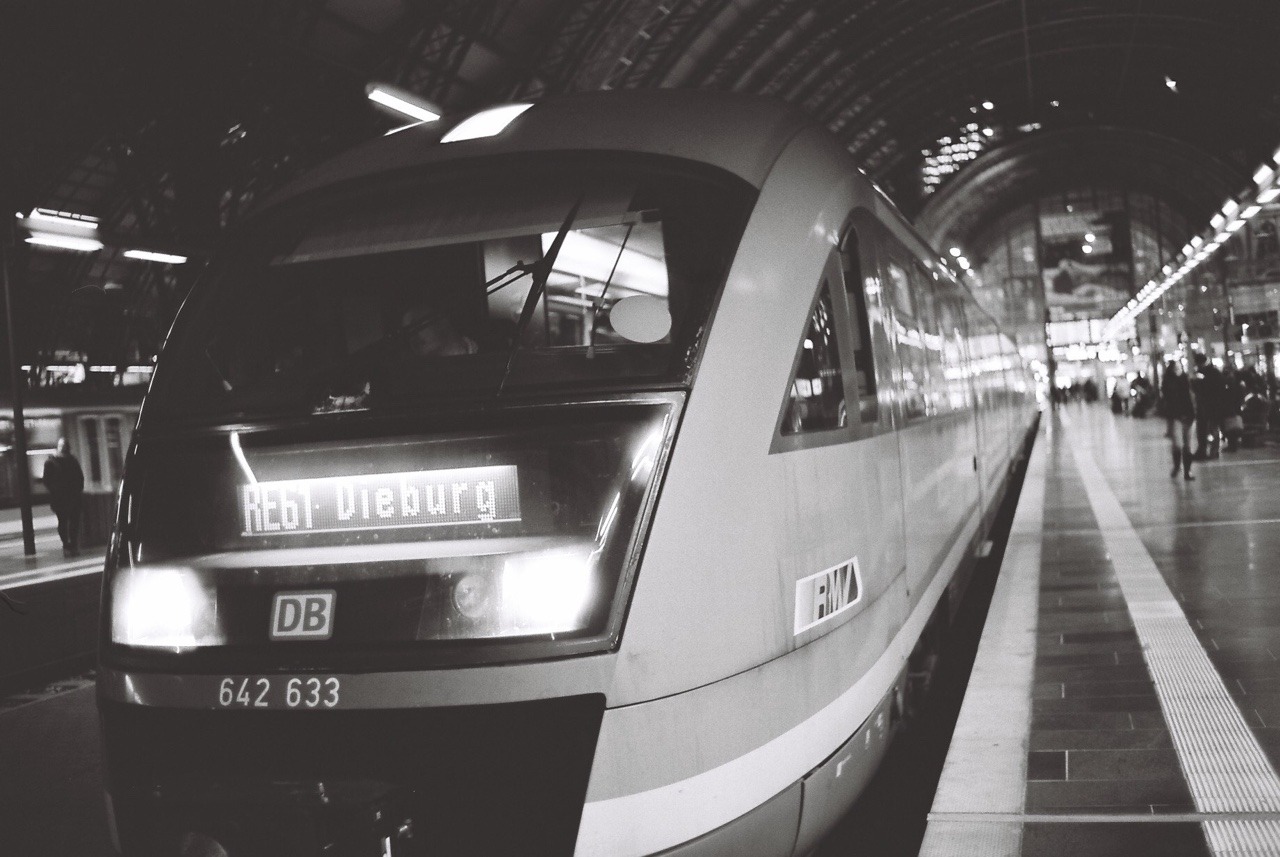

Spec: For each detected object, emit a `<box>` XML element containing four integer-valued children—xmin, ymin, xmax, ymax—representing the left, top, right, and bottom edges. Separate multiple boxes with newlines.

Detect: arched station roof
<box><xmin>5</xmin><ymin>0</ymin><xmax>1280</xmax><ymax>368</ymax></box>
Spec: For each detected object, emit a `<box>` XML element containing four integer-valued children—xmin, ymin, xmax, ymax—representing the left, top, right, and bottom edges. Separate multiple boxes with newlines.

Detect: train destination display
<box><xmin>240</xmin><ymin>464</ymin><xmax>521</xmax><ymax>536</ymax></box>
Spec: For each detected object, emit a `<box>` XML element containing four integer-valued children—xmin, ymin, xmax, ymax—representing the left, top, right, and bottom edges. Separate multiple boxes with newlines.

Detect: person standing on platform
<box><xmin>42</xmin><ymin>437</ymin><xmax>85</xmax><ymax>556</ymax></box>
<box><xmin>1162</xmin><ymin>361</ymin><xmax>1196</xmax><ymax>481</ymax></box>
<box><xmin>1192</xmin><ymin>352</ymin><xmax>1226</xmax><ymax>460</ymax></box>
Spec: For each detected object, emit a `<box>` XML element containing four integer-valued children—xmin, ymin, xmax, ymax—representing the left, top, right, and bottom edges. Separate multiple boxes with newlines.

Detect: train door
<box><xmin>875</xmin><ymin>241</ymin><xmax>944</xmax><ymax>602</ymax></box>
<box><xmin>839</xmin><ymin>213</ymin><xmax>906</xmax><ymax>618</ymax></box>
<box><xmin>76</xmin><ymin>413</ymin><xmax>130</xmax><ymax>493</ymax></box>
<box><xmin>933</xmin><ymin>292</ymin><xmax>982</xmax><ymax>528</ymax></box>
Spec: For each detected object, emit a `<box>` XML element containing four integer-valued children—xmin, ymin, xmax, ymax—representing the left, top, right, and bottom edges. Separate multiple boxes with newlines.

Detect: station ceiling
<box><xmin>5</xmin><ymin>0</ymin><xmax>1280</xmax><ymax>367</ymax></box>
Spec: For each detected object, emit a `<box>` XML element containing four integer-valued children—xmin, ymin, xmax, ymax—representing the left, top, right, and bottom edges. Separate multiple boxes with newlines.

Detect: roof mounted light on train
<box><xmin>441</xmin><ymin>103</ymin><xmax>534</xmax><ymax>143</ymax></box>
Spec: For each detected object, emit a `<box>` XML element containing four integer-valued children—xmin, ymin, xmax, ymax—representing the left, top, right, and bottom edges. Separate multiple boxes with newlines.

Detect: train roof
<box><xmin>260</xmin><ymin>90</ymin><xmax>811</xmax><ymax>211</ymax></box>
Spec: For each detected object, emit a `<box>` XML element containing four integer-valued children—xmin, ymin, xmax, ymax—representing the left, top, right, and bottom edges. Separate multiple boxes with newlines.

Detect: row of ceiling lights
<box><xmin>20</xmin><ymin>84</ymin><xmax>526</xmax><ymax>262</ymax></box>
<box><xmin>18</xmin><ymin>208</ymin><xmax>188</xmax><ymax>264</ymax></box>
<box><xmin>1105</xmin><ymin>147</ymin><xmax>1280</xmax><ymax>338</ymax></box>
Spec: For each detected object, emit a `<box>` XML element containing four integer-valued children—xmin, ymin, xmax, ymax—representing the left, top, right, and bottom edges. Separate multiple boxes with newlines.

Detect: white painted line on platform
<box><xmin>1065</xmin><ymin>415</ymin><xmax>1280</xmax><ymax>854</ymax></box>
<box><xmin>936</xmin><ymin>811</ymin><xmax>1280</xmax><ymax>824</ymax></box>
<box><xmin>1050</xmin><ymin>517</ymin><xmax>1280</xmax><ymax>536</ymax></box>
<box><xmin>918</xmin><ymin>430</ymin><xmax>1045</xmax><ymax>857</ymax></box>
<box><xmin>0</xmin><ymin>513</ymin><xmax>57</xmax><ymax>537</ymax></box>
<box><xmin>0</xmin><ymin>559</ymin><xmax>102</xmax><ymax>591</ymax></box>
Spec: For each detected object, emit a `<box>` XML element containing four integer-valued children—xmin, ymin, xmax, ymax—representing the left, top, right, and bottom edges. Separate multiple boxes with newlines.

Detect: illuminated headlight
<box><xmin>434</xmin><ymin>546</ymin><xmax>596</xmax><ymax>639</ymax></box>
<box><xmin>498</xmin><ymin>547</ymin><xmax>595</xmax><ymax>635</ymax></box>
<box><xmin>111</xmin><ymin>567</ymin><xmax>224</xmax><ymax>650</ymax></box>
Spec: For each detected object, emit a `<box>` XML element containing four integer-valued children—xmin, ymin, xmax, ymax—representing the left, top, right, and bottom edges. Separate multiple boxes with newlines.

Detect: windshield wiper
<box><xmin>497</xmin><ymin>195</ymin><xmax>583</xmax><ymax>395</ymax></box>
<box><xmin>485</xmin><ymin>259</ymin><xmax>535</xmax><ymax>295</ymax></box>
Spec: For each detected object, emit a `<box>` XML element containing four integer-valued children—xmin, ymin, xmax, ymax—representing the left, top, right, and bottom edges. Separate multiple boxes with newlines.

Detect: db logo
<box><xmin>270</xmin><ymin>591</ymin><xmax>336</xmax><ymax>640</ymax></box>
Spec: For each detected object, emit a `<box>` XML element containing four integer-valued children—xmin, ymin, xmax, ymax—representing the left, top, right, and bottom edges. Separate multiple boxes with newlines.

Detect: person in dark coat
<box><xmin>1161</xmin><ymin>361</ymin><xmax>1196</xmax><ymax>481</ymax></box>
<box><xmin>1192</xmin><ymin>353</ymin><xmax>1226</xmax><ymax>460</ymax></box>
<box><xmin>42</xmin><ymin>437</ymin><xmax>85</xmax><ymax>555</ymax></box>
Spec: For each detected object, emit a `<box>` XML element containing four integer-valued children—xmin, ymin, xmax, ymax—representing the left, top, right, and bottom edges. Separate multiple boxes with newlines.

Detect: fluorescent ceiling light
<box><xmin>441</xmin><ymin>103</ymin><xmax>533</xmax><ymax>143</ymax></box>
<box><xmin>1222</xmin><ymin>199</ymin><xmax>1240</xmax><ymax>219</ymax></box>
<box><xmin>124</xmin><ymin>249</ymin><xmax>187</xmax><ymax>264</ymax></box>
<box><xmin>383</xmin><ymin>121</ymin><xmax>425</xmax><ymax>136</ymax></box>
<box><xmin>1255</xmin><ymin>164</ymin><xmax>1277</xmax><ymax>187</ymax></box>
<box><xmin>1210</xmin><ymin>214</ymin><xmax>1225</xmax><ymax>230</ymax></box>
<box><xmin>29</xmin><ymin>208</ymin><xmax>99</xmax><ymax>230</ymax></box>
<box><xmin>1241</xmin><ymin>205</ymin><xmax>1262</xmax><ymax>219</ymax></box>
<box><xmin>366</xmin><ymin>85</ymin><xmax>441</xmax><ymax>123</ymax></box>
<box><xmin>25</xmin><ymin>232</ymin><xmax>103</xmax><ymax>252</ymax></box>
<box><xmin>1226</xmin><ymin>219</ymin><xmax>1246</xmax><ymax>233</ymax></box>
<box><xmin>1260</xmin><ymin>187</ymin><xmax>1280</xmax><ymax>203</ymax></box>
<box><xmin>539</xmin><ymin>230</ymin><xmax>667</xmax><ymax>295</ymax></box>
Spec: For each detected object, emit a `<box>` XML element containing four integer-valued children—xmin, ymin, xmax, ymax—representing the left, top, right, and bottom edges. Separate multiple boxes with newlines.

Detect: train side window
<box><xmin>782</xmin><ymin>281</ymin><xmax>846</xmax><ymax>435</ymax></box>
<box><xmin>840</xmin><ymin>229</ymin><xmax>879</xmax><ymax>424</ymax></box>
<box><xmin>935</xmin><ymin>296</ymin><xmax>972</xmax><ymax>410</ymax></box>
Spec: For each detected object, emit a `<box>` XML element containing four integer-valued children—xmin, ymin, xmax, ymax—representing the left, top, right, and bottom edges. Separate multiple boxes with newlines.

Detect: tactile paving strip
<box><xmin>1067</xmin><ymin>423</ymin><xmax>1280</xmax><ymax>854</ymax></box>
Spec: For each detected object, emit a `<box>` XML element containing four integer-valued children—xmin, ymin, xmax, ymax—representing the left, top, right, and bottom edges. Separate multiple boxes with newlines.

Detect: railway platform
<box><xmin>920</xmin><ymin>404</ymin><xmax>1280</xmax><ymax>856</ymax></box>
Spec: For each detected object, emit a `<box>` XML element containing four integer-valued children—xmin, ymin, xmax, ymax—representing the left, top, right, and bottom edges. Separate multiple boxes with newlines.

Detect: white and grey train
<box><xmin>98</xmin><ymin>91</ymin><xmax>1037</xmax><ymax>856</ymax></box>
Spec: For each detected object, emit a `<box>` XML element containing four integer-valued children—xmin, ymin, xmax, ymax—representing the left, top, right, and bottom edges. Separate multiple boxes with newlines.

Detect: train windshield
<box><xmin>146</xmin><ymin>155</ymin><xmax>754</xmax><ymax>426</ymax></box>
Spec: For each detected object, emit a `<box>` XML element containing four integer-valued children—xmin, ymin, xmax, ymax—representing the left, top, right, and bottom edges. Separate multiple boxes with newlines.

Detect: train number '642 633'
<box><xmin>216</xmin><ymin>676</ymin><xmax>340</xmax><ymax>709</ymax></box>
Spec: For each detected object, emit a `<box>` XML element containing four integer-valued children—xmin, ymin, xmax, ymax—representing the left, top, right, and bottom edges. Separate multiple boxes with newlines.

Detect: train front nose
<box><xmin>99</xmin><ymin>400</ymin><xmax>679</xmax><ymax>856</ymax></box>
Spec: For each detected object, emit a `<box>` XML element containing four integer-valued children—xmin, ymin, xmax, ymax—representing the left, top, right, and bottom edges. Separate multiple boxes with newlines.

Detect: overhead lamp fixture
<box><xmin>1254</xmin><ymin>164</ymin><xmax>1277</xmax><ymax>187</ymax></box>
<box><xmin>441</xmin><ymin>103</ymin><xmax>534</xmax><ymax>143</ymax></box>
<box><xmin>1241</xmin><ymin>205</ymin><xmax>1262</xmax><ymax>220</ymax></box>
<box><xmin>383</xmin><ymin>121</ymin><xmax>426</xmax><ymax>137</ymax></box>
<box><xmin>949</xmin><ymin>247</ymin><xmax>962</xmax><ymax>257</ymax></box>
<box><xmin>982</xmin><ymin>101</ymin><xmax>995</xmax><ymax>110</ymax></box>
<box><xmin>365</xmin><ymin>83</ymin><xmax>441</xmax><ymax>124</ymax></box>
<box><xmin>27</xmin><ymin>208</ymin><xmax>99</xmax><ymax>231</ymax></box>
<box><xmin>1210</xmin><ymin>213</ymin><xmax>1226</xmax><ymax>230</ymax></box>
<box><xmin>124</xmin><ymin>249</ymin><xmax>187</xmax><ymax>264</ymax></box>
<box><xmin>1222</xmin><ymin>199</ymin><xmax>1240</xmax><ymax>219</ymax></box>
<box><xmin>26</xmin><ymin>232</ymin><xmax>103</xmax><ymax>252</ymax></box>
<box><xmin>1225</xmin><ymin>219</ymin><xmax>1246</xmax><ymax>233</ymax></box>
<box><xmin>1260</xmin><ymin>187</ymin><xmax>1280</xmax><ymax>204</ymax></box>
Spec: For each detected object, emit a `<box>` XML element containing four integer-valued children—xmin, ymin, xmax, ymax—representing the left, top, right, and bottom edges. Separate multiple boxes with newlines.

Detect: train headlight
<box><xmin>111</xmin><ymin>567</ymin><xmax>224</xmax><ymax>650</ymax></box>
<box><xmin>498</xmin><ymin>547</ymin><xmax>595</xmax><ymax>636</ymax></box>
<box><xmin>451</xmin><ymin>573</ymin><xmax>492</xmax><ymax>620</ymax></box>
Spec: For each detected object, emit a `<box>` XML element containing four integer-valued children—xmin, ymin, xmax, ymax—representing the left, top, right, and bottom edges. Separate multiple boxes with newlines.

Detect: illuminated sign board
<box><xmin>241</xmin><ymin>465</ymin><xmax>521</xmax><ymax>537</ymax></box>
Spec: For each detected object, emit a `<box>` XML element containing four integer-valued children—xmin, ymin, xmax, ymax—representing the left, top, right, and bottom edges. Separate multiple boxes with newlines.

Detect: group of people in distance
<box><xmin>1161</xmin><ymin>352</ymin><xmax>1252</xmax><ymax>481</ymax></box>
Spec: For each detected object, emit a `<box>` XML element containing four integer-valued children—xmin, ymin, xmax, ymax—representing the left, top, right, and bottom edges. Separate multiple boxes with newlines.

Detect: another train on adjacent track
<box><xmin>98</xmin><ymin>91</ymin><xmax>1037</xmax><ymax>856</ymax></box>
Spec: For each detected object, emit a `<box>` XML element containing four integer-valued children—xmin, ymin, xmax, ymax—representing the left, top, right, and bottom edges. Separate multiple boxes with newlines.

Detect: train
<box><xmin>96</xmin><ymin>90</ymin><xmax>1037</xmax><ymax>856</ymax></box>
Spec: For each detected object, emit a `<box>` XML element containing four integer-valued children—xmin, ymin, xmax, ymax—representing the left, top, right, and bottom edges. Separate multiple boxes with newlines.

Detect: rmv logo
<box><xmin>271</xmin><ymin>591</ymin><xmax>336</xmax><ymax>640</ymax></box>
<box><xmin>793</xmin><ymin>557</ymin><xmax>862</xmax><ymax>635</ymax></box>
